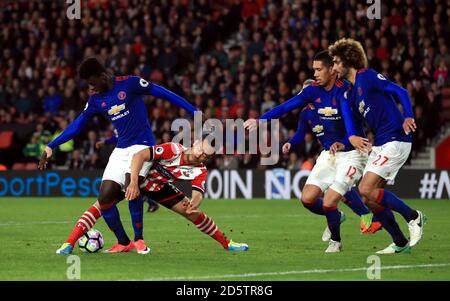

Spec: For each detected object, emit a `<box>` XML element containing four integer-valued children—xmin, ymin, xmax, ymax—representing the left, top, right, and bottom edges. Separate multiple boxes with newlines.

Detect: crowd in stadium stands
<box><xmin>0</xmin><ymin>0</ymin><xmax>448</xmax><ymax>171</ymax></box>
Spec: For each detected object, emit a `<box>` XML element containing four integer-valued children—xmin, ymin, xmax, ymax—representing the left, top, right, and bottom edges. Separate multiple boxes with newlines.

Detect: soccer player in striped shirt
<box><xmin>125</xmin><ymin>140</ymin><xmax>249</xmax><ymax>251</ymax></box>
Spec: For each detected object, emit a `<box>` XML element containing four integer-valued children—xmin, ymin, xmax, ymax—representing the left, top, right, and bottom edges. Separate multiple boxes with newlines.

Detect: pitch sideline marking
<box><xmin>138</xmin><ymin>263</ymin><xmax>450</xmax><ymax>280</ymax></box>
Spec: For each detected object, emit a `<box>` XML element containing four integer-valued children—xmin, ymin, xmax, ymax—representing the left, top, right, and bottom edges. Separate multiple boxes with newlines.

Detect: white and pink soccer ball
<box><xmin>77</xmin><ymin>229</ymin><xmax>104</xmax><ymax>253</ymax></box>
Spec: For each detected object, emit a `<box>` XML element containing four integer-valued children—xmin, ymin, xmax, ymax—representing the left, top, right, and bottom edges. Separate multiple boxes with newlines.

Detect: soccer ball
<box><xmin>78</xmin><ymin>229</ymin><xmax>104</xmax><ymax>253</ymax></box>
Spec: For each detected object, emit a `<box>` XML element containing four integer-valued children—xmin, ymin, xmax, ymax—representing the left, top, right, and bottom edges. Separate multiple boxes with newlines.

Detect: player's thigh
<box><xmin>301</xmin><ymin>184</ymin><xmax>324</xmax><ymax>204</ymax></box>
<box><xmin>170</xmin><ymin>197</ymin><xmax>193</xmax><ymax>218</ymax></box>
<box><xmin>331</xmin><ymin>150</ymin><xmax>367</xmax><ymax>196</ymax></box>
<box><xmin>303</xmin><ymin>150</ymin><xmax>335</xmax><ymax>201</ymax></box>
<box><xmin>143</xmin><ymin>184</ymin><xmax>185</xmax><ymax>210</ymax></box>
<box><xmin>125</xmin><ymin>145</ymin><xmax>153</xmax><ymax>178</ymax></box>
<box><xmin>363</xmin><ymin>141</ymin><xmax>411</xmax><ymax>184</ymax></box>
<box><xmin>102</xmin><ymin>148</ymin><xmax>129</xmax><ymax>189</ymax></box>
<box><xmin>359</xmin><ymin>172</ymin><xmax>385</xmax><ymax>194</ymax></box>
<box><xmin>103</xmin><ymin>146</ymin><xmax>152</xmax><ymax>191</ymax></box>
<box><xmin>323</xmin><ymin>188</ymin><xmax>344</xmax><ymax>207</ymax></box>
<box><xmin>98</xmin><ymin>180</ymin><xmax>124</xmax><ymax>205</ymax></box>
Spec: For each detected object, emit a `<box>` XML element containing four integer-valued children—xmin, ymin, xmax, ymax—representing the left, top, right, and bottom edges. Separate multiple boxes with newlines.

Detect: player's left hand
<box><xmin>125</xmin><ymin>182</ymin><xmax>140</xmax><ymax>200</ymax></box>
<box><xmin>282</xmin><ymin>143</ymin><xmax>291</xmax><ymax>154</ymax></box>
<box><xmin>329</xmin><ymin>142</ymin><xmax>345</xmax><ymax>155</ymax></box>
<box><xmin>186</xmin><ymin>203</ymin><xmax>200</xmax><ymax>215</ymax></box>
<box><xmin>403</xmin><ymin>118</ymin><xmax>417</xmax><ymax>134</ymax></box>
<box><xmin>243</xmin><ymin>119</ymin><xmax>258</xmax><ymax>131</ymax></box>
<box><xmin>349</xmin><ymin>136</ymin><xmax>372</xmax><ymax>153</ymax></box>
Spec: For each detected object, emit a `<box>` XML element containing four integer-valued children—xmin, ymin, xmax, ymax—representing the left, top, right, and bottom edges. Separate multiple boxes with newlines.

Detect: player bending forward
<box><xmin>125</xmin><ymin>140</ymin><xmax>249</xmax><ymax>251</ymax></box>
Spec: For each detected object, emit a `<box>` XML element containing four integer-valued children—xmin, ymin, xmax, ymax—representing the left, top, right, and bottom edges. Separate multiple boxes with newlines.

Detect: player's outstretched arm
<box><xmin>150</xmin><ymin>84</ymin><xmax>199</xmax><ymax>115</ymax></box>
<box><xmin>289</xmin><ymin>115</ymin><xmax>308</xmax><ymax>145</ymax></box>
<box><xmin>260</xmin><ymin>91</ymin><xmax>310</xmax><ymax>120</ymax></box>
<box><xmin>244</xmin><ymin>88</ymin><xmax>311</xmax><ymax>131</ymax></box>
<box><xmin>132</xmin><ymin>77</ymin><xmax>199</xmax><ymax>115</ymax></box>
<box><xmin>38</xmin><ymin>113</ymin><xmax>90</xmax><ymax>170</ymax></box>
<box><xmin>384</xmin><ymin>82</ymin><xmax>416</xmax><ymax>134</ymax></box>
<box><xmin>126</xmin><ymin>148</ymin><xmax>151</xmax><ymax>200</ymax></box>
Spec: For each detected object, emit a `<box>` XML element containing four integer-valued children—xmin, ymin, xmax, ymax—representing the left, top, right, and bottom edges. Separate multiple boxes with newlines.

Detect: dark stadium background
<box><xmin>0</xmin><ymin>0</ymin><xmax>448</xmax><ymax>172</ymax></box>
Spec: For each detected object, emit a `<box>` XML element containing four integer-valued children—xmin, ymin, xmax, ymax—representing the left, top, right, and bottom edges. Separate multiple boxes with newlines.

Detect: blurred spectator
<box><xmin>52</xmin><ymin>119</ymin><xmax>74</xmax><ymax>166</ymax></box>
<box><xmin>220</xmin><ymin>155</ymin><xmax>239</xmax><ymax>170</ymax></box>
<box><xmin>83</xmin><ymin>130</ymin><xmax>98</xmax><ymax>160</ymax></box>
<box><xmin>43</xmin><ymin>86</ymin><xmax>62</xmax><ymax>114</ymax></box>
<box><xmin>67</xmin><ymin>149</ymin><xmax>85</xmax><ymax>170</ymax></box>
<box><xmin>84</xmin><ymin>153</ymin><xmax>102</xmax><ymax>170</ymax></box>
<box><xmin>22</xmin><ymin>134</ymin><xmax>41</xmax><ymax>163</ymax></box>
<box><xmin>298</xmin><ymin>133</ymin><xmax>321</xmax><ymax>162</ymax></box>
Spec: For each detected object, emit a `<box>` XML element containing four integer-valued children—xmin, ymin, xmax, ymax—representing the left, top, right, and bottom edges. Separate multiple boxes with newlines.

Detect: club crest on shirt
<box><xmin>359</xmin><ymin>100</ymin><xmax>370</xmax><ymax>117</ymax></box>
<box><xmin>117</xmin><ymin>91</ymin><xmax>126</xmax><ymax>100</ymax></box>
<box><xmin>358</xmin><ymin>86</ymin><xmax>363</xmax><ymax>96</ymax></box>
<box><xmin>359</xmin><ymin>100</ymin><xmax>365</xmax><ymax>114</ymax></box>
<box><xmin>312</xmin><ymin>124</ymin><xmax>324</xmax><ymax>134</ymax></box>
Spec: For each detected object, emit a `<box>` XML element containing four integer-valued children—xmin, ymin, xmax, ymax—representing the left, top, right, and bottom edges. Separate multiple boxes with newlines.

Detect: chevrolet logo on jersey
<box><xmin>318</xmin><ymin>107</ymin><xmax>338</xmax><ymax>117</ymax></box>
<box><xmin>312</xmin><ymin>125</ymin><xmax>323</xmax><ymax>134</ymax></box>
<box><xmin>108</xmin><ymin>104</ymin><xmax>126</xmax><ymax>115</ymax></box>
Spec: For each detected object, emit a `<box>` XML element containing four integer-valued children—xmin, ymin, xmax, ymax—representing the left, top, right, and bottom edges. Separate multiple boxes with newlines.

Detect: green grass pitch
<box><xmin>0</xmin><ymin>197</ymin><xmax>449</xmax><ymax>280</ymax></box>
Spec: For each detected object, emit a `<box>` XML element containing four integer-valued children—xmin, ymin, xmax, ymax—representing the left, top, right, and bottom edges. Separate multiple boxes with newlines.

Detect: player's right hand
<box><xmin>125</xmin><ymin>181</ymin><xmax>140</xmax><ymax>200</ymax></box>
<box><xmin>282</xmin><ymin>143</ymin><xmax>291</xmax><ymax>154</ymax></box>
<box><xmin>38</xmin><ymin>146</ymin><xmax>52</xmax><ymax>170</ymax></box>
<box><xmin>329</xmin><ymin>142</ymin><xmax>345</xmax><ymax>155</ymax></box>
<box><xmin>243</xmin><ymin>119</ymin><xmax>258</xmax><ymax>131</ymax></box>
<box><xmin>348</xmin><ymin>136</ymin><xmax>371</xmax><ymax>153</ymax></box>
<box><xmin>403</xmin><ymin>118</ymin><xmax>417</xmax><ymax>134</ymax></box>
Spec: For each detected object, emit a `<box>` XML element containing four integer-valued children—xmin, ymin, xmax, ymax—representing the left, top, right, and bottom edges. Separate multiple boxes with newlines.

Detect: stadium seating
<box><xmin>0</xmin><ymin>131</ymin><xmax>13</xmax><ymax>149</ymax></box>
<box><xmin>11</xmin><ymin>163</ymin><xmax>26</xmax><ymax>170</ymax></box>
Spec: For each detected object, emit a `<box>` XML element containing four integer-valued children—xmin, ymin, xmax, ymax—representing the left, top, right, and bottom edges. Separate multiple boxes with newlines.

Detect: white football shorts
<box><xmin>363</xmin><ymin>141</ymin><xmax>412</xmax><ymax>184</ymax></box>
<box><xmin>306</xmin><ymin>149</ymin><xmax>368</xmax><ymax>196</ymax></box>
<box><xmin>102</xmin><ymin>144</ymin><xmax>153</xmax><ymax>189</ymax></box>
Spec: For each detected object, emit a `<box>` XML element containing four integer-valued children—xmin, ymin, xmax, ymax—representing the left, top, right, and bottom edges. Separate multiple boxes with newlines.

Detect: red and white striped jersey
<box><xmin>141</xmin><ymin>142</ymin><xmax>207</xmax><ymax>193</ymax></box>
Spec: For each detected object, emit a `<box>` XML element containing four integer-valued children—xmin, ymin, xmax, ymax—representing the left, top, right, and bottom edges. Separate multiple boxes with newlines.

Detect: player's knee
<box><xmin>358</xmin><ymin>182</ymin><xmax>371</xmax><ymax>199</ymax></box>
<box><xmin>301</xmin><ymin>194</ymin><xmax>316</xmax><ymax>206</ymax></box>
<box><xmin>98</xmin><ymin>181</ymin><xmax>122</xmax><ymax>205</ymax></box>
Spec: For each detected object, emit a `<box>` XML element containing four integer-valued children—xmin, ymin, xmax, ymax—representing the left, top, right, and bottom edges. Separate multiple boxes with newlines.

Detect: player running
<box><xmin>124</xmin><ymin>140</ymin><xmax>249</xmax><ymax>251</ymax></box>
<box><xmin>329</xmin><ymin>38</ymin><xmax>426</xmax><ymax>254</ymax></box>
<box><xmin>284</xmin><ymin>80</ymin><xmax>382</xmax><ymax>241</ymax></box>
<box><xmin>40</xmin><ymin>57</ymin><xmax>199</xmax><ymax>254</ymax></box>
<box><xmin>244</xmin><ymin>51</ymin><xmax>370</xmax><ymax>252</ymax></box>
